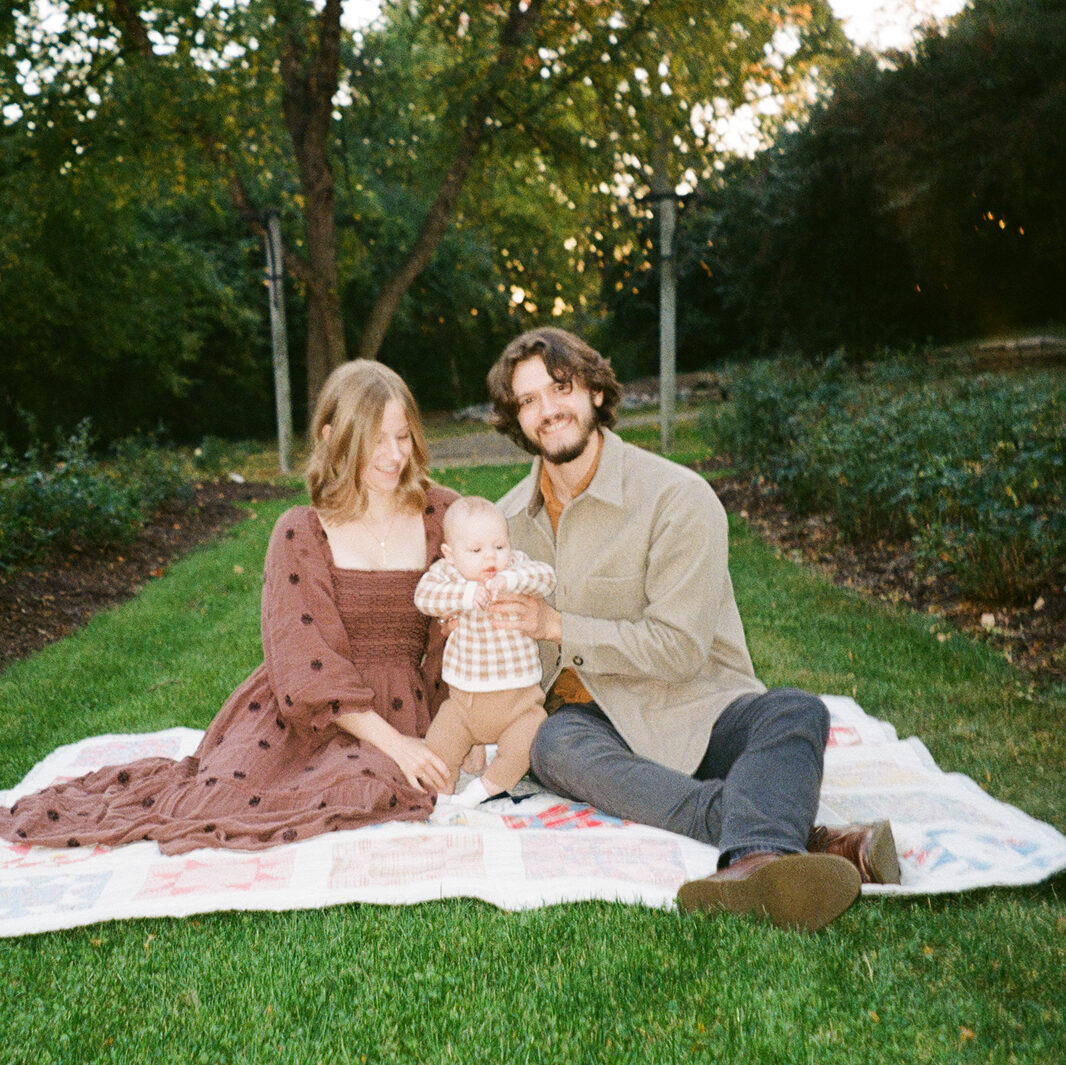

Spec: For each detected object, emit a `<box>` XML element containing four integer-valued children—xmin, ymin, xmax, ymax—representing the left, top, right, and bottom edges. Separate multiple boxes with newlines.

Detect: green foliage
<box><xmin>340</xmin><ymin>193</ymin><xmax>515</xmax><ymax>411</ymax></box>
<box><xmin>0</xmin><ymin>188</ymin><xmax>276</xmax><ymax>447</ymax></box>
<box><xmin>188</xmin><ymin>435</ymin><xmax>267</xmax><ymax>478</ymax></box>
<box><xmin>602</xmin><ymin>0</ymin><xmax>1066</xmax><ymax>362</ymax></box>
<box><xmin>712</xmin><ymin>357</ymin><xmax>1066</xmax><ymax>604</ymax></box>
<box><xmin>0</xmin><ymin>421</ymin><xmax>192</xmax><ymax>569</ymax></box>
<box><xmin>0</xmin><ymin>1</ymin><xmax>280</xmax><ymax>447</ymax></box>
<box><xmin>1</xmin><ymin>0</ymin><xmax>852</xmax><ymax>437</ymax></box>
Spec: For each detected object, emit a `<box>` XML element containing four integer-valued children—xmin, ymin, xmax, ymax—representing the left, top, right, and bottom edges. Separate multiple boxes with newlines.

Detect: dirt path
<box><xmin>428</xmin><ymin>431</ymin><xmax>529</xmax><ymax>468</ymax></box>
<box><xmin>428</xmin><ymin>410</ymin><xmax>699</xmax><ymax>468</ymax></box>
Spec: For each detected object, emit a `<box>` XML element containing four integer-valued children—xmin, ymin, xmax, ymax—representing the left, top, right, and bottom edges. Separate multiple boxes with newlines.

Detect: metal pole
<box><xmin>657</xmin><ymin>190</ymin><xmax>677</xmax><ymax>455</ymax></box>
<box><xmin>264</xmin><ymin>211</ymin><xmax>294</xmax><ymax>475</ymax></box>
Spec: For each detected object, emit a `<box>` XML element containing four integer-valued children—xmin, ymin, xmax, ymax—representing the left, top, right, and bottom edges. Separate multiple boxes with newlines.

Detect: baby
<box><xmin>415</xmin><ymin>495</ymin><xmax>556</xmax><ymax>806</ymax></box>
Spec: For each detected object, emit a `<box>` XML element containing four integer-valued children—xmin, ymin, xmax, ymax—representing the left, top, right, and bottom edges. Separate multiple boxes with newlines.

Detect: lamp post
<box><xmin>264</xmin><ymin>210</ymin><xmax>294</xmax><ymax>475</ymax></box>
<box><xmin>646</xmin><ymin>181</ymin><xmax>680</xmax><ymax>454</ymax></box>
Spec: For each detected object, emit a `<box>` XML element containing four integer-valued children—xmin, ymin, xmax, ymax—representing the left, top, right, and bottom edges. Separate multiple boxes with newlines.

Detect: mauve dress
<box><xmin>0</xmin><ymin>486</ymin><xmax>458</xmax><ymax>855</ymax></box>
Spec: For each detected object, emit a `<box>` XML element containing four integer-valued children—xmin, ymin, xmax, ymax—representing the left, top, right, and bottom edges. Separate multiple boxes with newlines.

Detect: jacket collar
<box><xmin>523</xmin><ymin>427</ymin><xmax>626</xmax><ymax>518</ymax></box>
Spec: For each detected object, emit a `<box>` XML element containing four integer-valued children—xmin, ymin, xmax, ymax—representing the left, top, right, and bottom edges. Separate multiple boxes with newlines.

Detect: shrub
<box><xmin>711</xmin><ymin>357</ymin><xmax>1066</xmax><ymax>604</ymax></box>
<box><xmin>0</xmin><ymin>421</ymin><xmax>193</xmax><ymax>569</ymax></box>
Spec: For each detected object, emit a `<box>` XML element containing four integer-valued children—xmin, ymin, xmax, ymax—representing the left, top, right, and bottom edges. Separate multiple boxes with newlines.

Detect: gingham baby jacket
<box><xmin>413</xmin><ymin>550</ymin><xmax>556</xmax><ymax>692</ymax></box>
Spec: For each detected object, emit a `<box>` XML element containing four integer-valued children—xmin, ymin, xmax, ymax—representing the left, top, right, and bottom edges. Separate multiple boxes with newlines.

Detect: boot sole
<box><xmin>677</xmin><ymin>853</ymin><xmax>861</xmax><ymax>932</ymax></box>
<box><xmin>868</xmin><ymin>820</ymin><xmax>902</xmax><ymax>885</ymax></box>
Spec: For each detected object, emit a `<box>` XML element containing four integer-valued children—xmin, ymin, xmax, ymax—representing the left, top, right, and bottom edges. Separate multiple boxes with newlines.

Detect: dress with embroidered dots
<box><xmin>0</xmin><ymin>489</ymin><xmax>458</xmax><ymax>854</ymax></box>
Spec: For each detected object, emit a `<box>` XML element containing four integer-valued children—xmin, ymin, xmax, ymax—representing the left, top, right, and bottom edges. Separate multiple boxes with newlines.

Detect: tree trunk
<box><xmin>303</xmin><ymin>189</ymin><xmax>346</xmax><ymax>404</ymax></box>
<box><xmin>113</xmin><ymin>0</ymin><xmax>345</xmax><ymax>414</ymax></box>
<box><xmin>357</xmin><ymin>0</ymin><xmax>545</xmax><ymax>361</ymax></box>
<box><xmin>110</xmin><ymin>0</ymin><xmax>153</xmax><ymax>58</ymax></box>
<box><xmin>278</xmin><ymin>0</ymin><xmax>347</xmax><ymax>409</ymax></box>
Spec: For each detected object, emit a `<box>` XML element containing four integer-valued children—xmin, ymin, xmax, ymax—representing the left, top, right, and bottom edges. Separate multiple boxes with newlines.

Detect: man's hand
<box><xmin>489</xmin><ymin>592</ymin><xmax>562</xmax><ymax>644</ymax></box>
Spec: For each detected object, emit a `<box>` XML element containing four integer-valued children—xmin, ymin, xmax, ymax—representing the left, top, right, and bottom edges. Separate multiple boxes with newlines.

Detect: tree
<box><xmin>103</xmin><ymin>0</ymin><xmax>349</xmax><ymax>404</ymax></box>
<box><xmin>353</xmin><ymin>0</ymin><xmax>549</xmax><ymax>362</ymax></box>
<box><xmin>350</xmin><ymin>0</ymin><xmax>848</xmax><ymax>369</ymax></box>
<box><xmin>660</xmin><ymin>0</ymin><xmax>1066</xmax><ymax>359</ymax></box>
<box><xmin>0</xmin><ymin>7</ymin><xmax>273</xmax><ymax>446</ymax></box>
<box><xmin>274</xmin><ymin>0</ymin><xmax>346</xmax><ymax>401</ymax></box>
<box><xmin>2</xmin><ymin>0</ymin><xmax>850</xmax><ymax>421</ymax></box>
<box><xmin>867</xmin><ymin>0</ymin><xmax>1066</xmax><ymax>337</ymax></box>
<box><xmin>3</xmin><ymin>0</ymin><xmax>353</xmax><ymax>405</ymax></box>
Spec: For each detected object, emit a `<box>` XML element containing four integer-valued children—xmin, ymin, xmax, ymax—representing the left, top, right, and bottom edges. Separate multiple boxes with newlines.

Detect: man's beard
<box><xmin>534</xmin><ymin>409</ymin><xmax>598</xmax><ymax>464</ymax></box>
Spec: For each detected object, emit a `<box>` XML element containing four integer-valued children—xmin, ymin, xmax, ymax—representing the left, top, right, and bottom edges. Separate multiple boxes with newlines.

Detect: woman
<box><xmin>0</xmin><ymin>361</ymin><xmax>456</xmax><ymax>854</ymax></box>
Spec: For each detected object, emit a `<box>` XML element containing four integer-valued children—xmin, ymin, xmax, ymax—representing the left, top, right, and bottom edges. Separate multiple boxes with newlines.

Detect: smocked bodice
<box><xmin>331</xmin><ymin>567</ymin><xmax>430</xmax><ymax>669</ymax></box>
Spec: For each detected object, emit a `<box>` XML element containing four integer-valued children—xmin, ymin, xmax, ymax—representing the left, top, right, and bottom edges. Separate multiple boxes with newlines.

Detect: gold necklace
<box><xmin>360</xmin><ymin>509</ymin><xmax>400</xmax><ymax>565</ymax></box>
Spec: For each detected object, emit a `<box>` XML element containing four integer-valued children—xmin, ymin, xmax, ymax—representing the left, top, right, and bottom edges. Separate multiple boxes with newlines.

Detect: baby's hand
<box><xmin>472</xmin><ymin>585</ymin><xmax>492</xmax><ymax>610</ymax></box>
<box><xmin>483</xmin><ymin>573</ymin><xmax>508</xmax><ymax>600</ymax></box>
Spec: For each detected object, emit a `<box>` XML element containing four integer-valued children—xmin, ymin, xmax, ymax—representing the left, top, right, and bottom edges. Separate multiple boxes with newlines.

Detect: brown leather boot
<box><xmin>676</xmin><ymin>851</ymin><xmax>861</xmax><ymax>931</ymax></box>
<box><xmin>807</xmin><ymin>820</ymin><xmax>901</xmax><ymax>885</ymax></box>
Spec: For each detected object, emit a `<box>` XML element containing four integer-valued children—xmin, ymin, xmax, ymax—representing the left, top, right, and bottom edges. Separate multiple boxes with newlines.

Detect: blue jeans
<box><xmin>529</xmin><ymin>687</ymin><xmax>829</xmax><ymax>866</ymax></box>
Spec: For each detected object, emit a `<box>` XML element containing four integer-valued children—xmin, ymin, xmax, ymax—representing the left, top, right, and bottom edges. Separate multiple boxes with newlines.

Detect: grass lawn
<box><xmin>1</xmin><ymin>450</ymin><xmax>1064</xmax><ymax>1065</ymax></box>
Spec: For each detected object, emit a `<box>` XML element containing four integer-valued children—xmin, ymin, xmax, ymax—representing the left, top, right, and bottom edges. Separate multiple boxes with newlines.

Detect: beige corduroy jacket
<box><xmin>497</xmin><ymin>428</ymin><xmax>765</xmax><ymax>775</ymax></box>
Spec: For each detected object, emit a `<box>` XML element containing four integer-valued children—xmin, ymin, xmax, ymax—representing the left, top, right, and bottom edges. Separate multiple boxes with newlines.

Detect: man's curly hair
<box><xmin>486</xmin><ymin>327</ymin><xmax>622</xmax><ymax>455</ymax></box>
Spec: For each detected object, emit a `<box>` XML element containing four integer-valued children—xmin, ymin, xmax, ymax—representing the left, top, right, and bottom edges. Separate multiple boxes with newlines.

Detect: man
<box><xmin>485</xmin><ymin>327</ymin><xmax>899</xmax><ymax>931</ymax></box>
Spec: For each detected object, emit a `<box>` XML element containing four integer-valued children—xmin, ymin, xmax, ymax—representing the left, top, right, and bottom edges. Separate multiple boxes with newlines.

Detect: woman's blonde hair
<box><xmin>305</xmin><ymin>360</ymin><xmax>430</xmax><ymax>520</ymax></box>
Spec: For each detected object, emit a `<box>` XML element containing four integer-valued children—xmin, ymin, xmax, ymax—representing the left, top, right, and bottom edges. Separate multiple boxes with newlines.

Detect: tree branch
<box><xmin>496</xmin><ymin>0</ymin><xmax>656</xmax><ymax>134</ymax></box>
<box><xmin>102</xmin><ymin>0</ymin><xmax>310</xmax><ymax>281</ymax></box>
<box><xmin>227</xmin><ymin>173</ymin><xmax>310</xmax><ymax>284</ymax></box>
<box><xmin>357</xmin><ymin>0</ymin><xmax>546</xmax><ymax>359</ymax></box>
<box><xmin>108</xmin><ymin>0</ymin><xmax>154</xmax><ymax>60</ymax></box>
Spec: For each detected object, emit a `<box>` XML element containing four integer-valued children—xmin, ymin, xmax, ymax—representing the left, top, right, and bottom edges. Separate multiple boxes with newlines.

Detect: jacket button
<box><xmin>573</xmin><ymin>655</ymin><xmax>583</xmax><ymax>666</ymax></box>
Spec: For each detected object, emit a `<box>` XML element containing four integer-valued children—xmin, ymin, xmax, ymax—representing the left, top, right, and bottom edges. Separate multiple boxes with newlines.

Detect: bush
<box><xmin>711</xmin><ymin>357</ymin><xmax>1066</xmax><ymax>604</ymax></box>
<box><xmin>0</xmin><ymin>421</ymin><xmax>193</xmax><ymax>569</ymax></box>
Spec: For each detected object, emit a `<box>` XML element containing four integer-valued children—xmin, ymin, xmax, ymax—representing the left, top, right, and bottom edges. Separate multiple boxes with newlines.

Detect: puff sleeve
<box><xmin>418</xmin><ymin>487</ymin><xmax>459</xmax><ymax>721</ymax></box>
<box><xmin>260</xmin><ymin>507</ymin><xmax>375</xmax><ymax>736</ymax></box>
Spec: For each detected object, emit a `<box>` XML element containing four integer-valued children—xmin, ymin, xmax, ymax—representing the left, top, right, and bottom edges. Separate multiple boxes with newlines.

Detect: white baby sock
<box><xmin>451</xmin><ymin>778</ymin><xmax>493</xmax><ymax>807</ymax></box>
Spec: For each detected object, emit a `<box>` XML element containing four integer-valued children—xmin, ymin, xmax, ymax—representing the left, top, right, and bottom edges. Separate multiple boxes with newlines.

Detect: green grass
<box><xmin>1</xmin><ymin>459</ymin><xmax>1064</xmax><ymax>1064</ymax></box>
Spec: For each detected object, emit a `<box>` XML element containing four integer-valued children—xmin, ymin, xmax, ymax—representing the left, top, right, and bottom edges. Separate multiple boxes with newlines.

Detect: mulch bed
<box><xmin>698</xmin><ymin>456</ymin><xmax>1065</xmax><ymax>688</ymax></box>
<box><xmin>1</xmin><ymin>467</ymin><xmax>1061</xmax><ymax>688</ymax></box>
<box><xmin>0</xmin><ymin>481</ymin><xmax>295</xmax><ymax>671</ymax></box>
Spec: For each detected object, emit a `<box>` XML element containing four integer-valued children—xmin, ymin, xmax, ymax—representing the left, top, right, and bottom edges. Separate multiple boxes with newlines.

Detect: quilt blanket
<box><xmin>2</xmin><ymin>696</ymin><xmax>1064</xmax><ymax>938</ymax></box>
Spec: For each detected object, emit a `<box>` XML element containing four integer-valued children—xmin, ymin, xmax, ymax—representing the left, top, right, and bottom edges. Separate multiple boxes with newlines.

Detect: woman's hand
<box><xmin>489</xmin><ymin>593</ymin><xmax>562</xmax><ymax>644</ymax></box>
<box><xmin>338</xmin><ymin>711</ymin><xmax>451</xmax><ymax>792</ymax></box>
<box><xmin>379</xmin><ymin>732</ymin><xmax>452</xmax><ymax>793</ymax></box>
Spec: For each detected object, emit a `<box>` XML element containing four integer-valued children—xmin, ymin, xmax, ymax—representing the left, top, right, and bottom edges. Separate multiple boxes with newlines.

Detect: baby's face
<box><xmin>445</xmin><ymin>511</ymin><xmax>512</xmax><ymax>583</ymax></box>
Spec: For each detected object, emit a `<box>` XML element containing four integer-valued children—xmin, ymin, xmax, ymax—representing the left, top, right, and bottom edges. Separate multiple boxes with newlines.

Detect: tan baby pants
<box><xmin>425</xmin><ymin>684</ymin><xmax>547</xmax><ymax>792</ymax></box>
